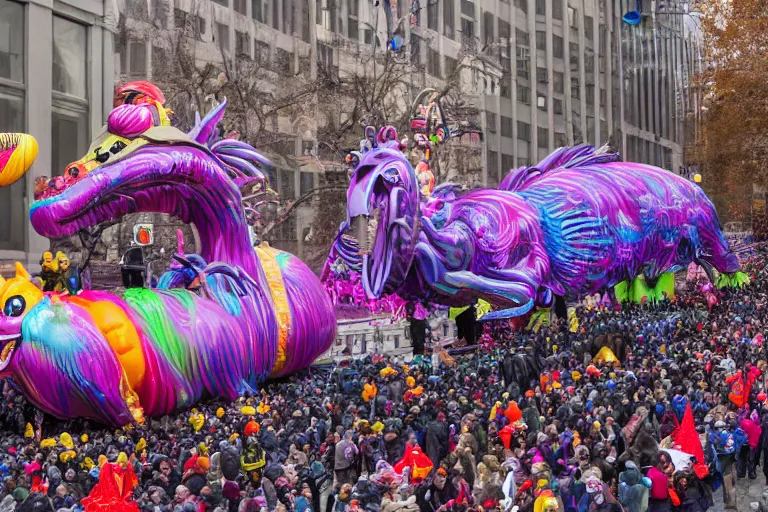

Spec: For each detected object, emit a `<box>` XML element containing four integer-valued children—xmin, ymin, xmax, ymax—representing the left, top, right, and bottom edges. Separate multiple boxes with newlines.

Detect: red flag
<box><xmin>671</xmin><ymin>404</ymin><xmax>708</xmax><ymax>478</ymax></box>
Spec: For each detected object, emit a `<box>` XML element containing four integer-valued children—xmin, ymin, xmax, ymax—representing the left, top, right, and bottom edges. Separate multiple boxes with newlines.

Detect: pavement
<box><xmin>712</xmin><ymin>471</ymin><xmax>766</xmax><ymax>511</ymax></box>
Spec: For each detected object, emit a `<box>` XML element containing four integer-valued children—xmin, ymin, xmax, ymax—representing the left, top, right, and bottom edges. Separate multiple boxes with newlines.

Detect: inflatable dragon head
<box><xmin>31</xmin><ymin>99</ymin><xmax>272</xmax><ymax>277</ymax></box>
<box><xmin>346</xmin><ymin>126</ymin><xmax>420</xmax><ymax>298</ymax></box>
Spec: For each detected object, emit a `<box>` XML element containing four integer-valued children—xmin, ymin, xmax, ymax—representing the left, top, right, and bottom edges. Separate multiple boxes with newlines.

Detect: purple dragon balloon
<box><xmin>0</xmin><ymin>99</ymin><xmax>335</xmax><ymax>426</ymax></box>
<box><xmin>328</xmin><ymin>128</ymin><xmax>741</xmax><ymax>320</ymax></box>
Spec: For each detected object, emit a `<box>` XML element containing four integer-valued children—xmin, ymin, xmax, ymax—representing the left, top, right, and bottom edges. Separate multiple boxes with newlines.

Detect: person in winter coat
<box><xmin>425</xmin><ymin>412</ymin><xmax>450</xmax><ymax>468</ymax></box>
<box><xmin>737</xmin><ymin>411</ymin><xmax>761</xmax><ymax>479</ymax></box>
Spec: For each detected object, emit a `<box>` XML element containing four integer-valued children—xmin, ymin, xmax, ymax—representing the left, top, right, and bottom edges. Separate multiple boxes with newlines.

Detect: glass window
<box><xmin>215</xmin><ymin>22</ymin><xmax>230</xmax><ymax>52</ymax></box>
<box><xmin>501</xmin><ymin>153</ymin><xmax>515</xmax><ymax>172</ymax></box>
<box><xmin>487</xmin><ymin>150</ymin><xmax>498</xmax><ymax>177</ymax></box>
<box><xmin>552</xmin><ymin>0</ymin><xmax>563</xmax><ymax>20</ymax></box>
<box><xmin>517</xmin><ymin>121</ymin><xmax>531</xmax><ymax>141</ymax></box>
<box><xmin>536</xmin><ymin>30</ymin><xmax>546</xmax><ymax>52</ymax></box>
<box><xmin>444</xmin><ymin>0</ymin><xmax>455</xmax><ymax>39</ymax></box>
<box><xmin>517</xmin><ymin>84</ymin><xmax>530</xmax><ymax>104</ymax></box>
<box><xmin>253</xmin><ymin>0</ymin><xmax>264</xmax><ymax>22</ymax></box>
<box><xmin>428</xmin><ymin>48</ymin><xmax>440</xmax><ymax>77</ymax></box>
<box><xmin>537</xmin><ymin>94</ymin><xmax>546</xmax><ymax>110</ymax></box>
<box><xmin>554</xmin><ymin>98</ymin><xmax>563</xmax><ymax>114</ymax></box>
<box><xmin>554</xmin><ymin>71</ymin><xmax>564</xmax><ymax>94</ymax></box>
<box><xmin>461</xmin><ymin>18</ymin><xmax>473</xmax><ymax>38</ymax></box>
<box><xmin>553</xmin><ymin>35</ymin><xmax>564</xmax><ymax>58</ymax></box>
<box><xmin>500</xmin><ymin>75</ymin><xmax>511</xmax><ymax>98</ymax></box>
<box><xmin>514</xmin><ymin>0</ymin><xmax>527</xmax><ymax>14</ymax></box>
<box><xmin>428</xmin><ymin>0</ymin><xmax>438</xmax><ymax>30</ymax></box>
<box><xmin>234</xmin><ymin>0</ymin><xmax>247</xmax><ymax>14</ymax></box>
<box><xmin>300</xmin><ymin>172</ymin><xmax>314</xmax><ymax>195</ymax></box>
<box><xmin>445</xmin><ymin>56</ymin><xmax>457</xmax><ymax>76</ymax></box>
<box><xmin>537</xmin><ymin>126</ymin><xmax>548</xmax><ymax>148</ymax></box>
<box><xmin>0</xmin><ymin>88</ymin><xmax>25</xmax><ymax>251</ymax></box>
<box><xmin>486</xmin><ymin>111</ymin><xmax>497</xmax><ymax>132</ymax></box>
<box><xmin>0</xmin><ymin>0</ymin><xmax>23</xmax><ymax>82</ymax></box>
<box><xmin>129</xmin><ymin>40</ymin><xmax>147</xmax><ymax>76</ymax></box>
<box><xmin>280</xmin><ymin>169</ymin><xmax>296</xmax><ymax>198</ymax></box>
<box><xmin>52</xmin><ymin>106</ymin><xmax>88</xmax><ymax>177</ymax></box>
<box><xmin>555</xmin><ymin>132</ymin><xmax>567</xmax><ymax>147</ymax></box>
<box><xmin>535</xmin><ymin>0</ymin><xmax>545</xmax><ymax>16</ymax></box>
<box><xmin>483</xmin><ymin>12</ymin><xmax>494</xmax><ymax>44</ymax></box>
<box><xmin>53</xmin><ymin>17</ymin><xmax>87</xmax><ymax>98</ymax></box>
<box><xmin>584</xmin><ymin>15</ymin><xmax>593</xmax><ymax>41</ymax></box>
<box><xmin>236</xmin><ymin>31</ymin><xmax>249</xmax><ymax>56</ymax></box>
<box><xmin>461</xmin><ymin>0</ymin><xmax>474</xmax><ymax>17</ymax></box>
<box><xmin>501</xmin><ymin>116</ymin><xmax>513</xmax><ymax>137</ymax></box>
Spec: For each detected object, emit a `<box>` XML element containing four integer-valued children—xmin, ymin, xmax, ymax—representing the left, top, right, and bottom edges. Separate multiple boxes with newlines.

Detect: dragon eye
<box><xmin>110</xmin><ymin>141</ymin><xmax>127</xmax><ymax>154</ymax></box>
<box><xmin>3</xmin><ymin>296</ymin><xmax>26</xmax><ymax>317</ymax></box>
<box><xmin>95</xmin><ymin>150</ymin><xmax>110</xmax><ymax>163</ymax></box>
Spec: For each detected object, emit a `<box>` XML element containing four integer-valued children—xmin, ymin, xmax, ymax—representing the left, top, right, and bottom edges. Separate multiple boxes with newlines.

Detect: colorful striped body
<box><xmin>0</xmin><ymin>96</ymin><xmax>336</xmax><ymax>426</ymax></box>
<box><xmin>1</xmin><ymin>245</ymin><xmax>334</xmax><ymax>426</ymax></box>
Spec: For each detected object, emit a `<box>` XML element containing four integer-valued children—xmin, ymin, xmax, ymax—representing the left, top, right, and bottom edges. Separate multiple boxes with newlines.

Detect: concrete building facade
<box><xmin>0</xmin><ymin>0</ymin><xmax>702</xmax><ymax>267</ymax></box>
<box><xmin>0</xmin><ymin>0</ymin><xmax>116</xmax><ymax>268</ymax></box>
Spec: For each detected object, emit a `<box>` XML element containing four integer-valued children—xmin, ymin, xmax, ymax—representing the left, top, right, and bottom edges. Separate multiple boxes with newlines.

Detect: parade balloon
<box><xmin>326</xmin><ymin>129</ymin><xmax>742</xmax><ymax>318</ymax></box>
<box><xmin>0</xmin><ymin>89</ymin><xmax>335</xmax><ymax>426</ymax></box>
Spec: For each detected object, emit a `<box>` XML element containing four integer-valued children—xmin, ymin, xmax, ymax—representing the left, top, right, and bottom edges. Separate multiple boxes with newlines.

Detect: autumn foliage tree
<box><xmin>698</xmin><ymin>0</ymin><xmax>768</xmax><ymax>224</ymax></box>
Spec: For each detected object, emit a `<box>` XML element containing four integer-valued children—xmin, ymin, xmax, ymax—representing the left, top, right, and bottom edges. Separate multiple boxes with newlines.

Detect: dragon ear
<box><xmin>15</xmin><ymin>262</ymin><xmax>31</xmax><ymax>281</ymax></box>
<box><xmin>189</xmin><ymin>99</ymin><xmax>228</xmax><ymax>145</ymax></box>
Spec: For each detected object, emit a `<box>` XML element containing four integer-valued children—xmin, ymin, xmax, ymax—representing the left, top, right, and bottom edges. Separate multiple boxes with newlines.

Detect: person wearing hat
<box><xmin>334</xmin><ymin>430</ymin><xmax>359</xmax><ymax>487</ymax></box>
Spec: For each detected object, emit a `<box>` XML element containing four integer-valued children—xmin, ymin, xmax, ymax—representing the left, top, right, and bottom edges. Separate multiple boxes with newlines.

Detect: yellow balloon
<box><xmin>0</xmin><ymin>134</ymin><xmax>38</xmax><ymax>187</ymax></box>
<box><xmin>693</xmin><ymin>173</ymin><xmax>702</xmax><ymax>183</ymax></box>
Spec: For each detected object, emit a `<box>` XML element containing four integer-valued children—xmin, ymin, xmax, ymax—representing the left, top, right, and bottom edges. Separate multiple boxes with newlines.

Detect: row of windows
<box><xmin>0</xmin><ymin>0</ymin><xmax>90</xmax><ymax>251</ymax></box>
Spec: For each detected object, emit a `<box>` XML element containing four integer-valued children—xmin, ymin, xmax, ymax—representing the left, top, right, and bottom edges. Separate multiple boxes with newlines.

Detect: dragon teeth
<box><xmin>0</xmin><ymin>340</ymin><xmax>15</xmax><ymax>362</ymax></box>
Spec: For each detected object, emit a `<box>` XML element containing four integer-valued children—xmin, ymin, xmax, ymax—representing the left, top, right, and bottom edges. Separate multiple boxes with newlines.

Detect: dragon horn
<box><xmin>15</xmin><ymin>262</ymin><xmax>31</xmax><ymax>280</ymax></box>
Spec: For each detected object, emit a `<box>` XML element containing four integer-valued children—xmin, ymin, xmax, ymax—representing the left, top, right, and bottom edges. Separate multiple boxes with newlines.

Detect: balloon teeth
<box><xmin>0</xmin><ymin>340</ymin><xmax>15</xmax><ymax>362</ymax></box>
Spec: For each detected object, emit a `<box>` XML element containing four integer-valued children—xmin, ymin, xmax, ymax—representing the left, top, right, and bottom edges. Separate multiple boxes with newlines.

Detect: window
<box><xmin>428</xmin><ymin>48</ymin><xmax>440</xmax><ymax>76</ymax></box>
<box><xmin>280</xmin><ymin>169</ymin><xmax>296</xmax><ymax>198</ymax></box>
<box><xmin>501</xmin><ymin>153</ymin><xmax>515</xmax><ymax>172</ymax></box>
<box><xmin>600</xmin><ymin>87</ymin><xmax>606</xmax><ymax>107</ymax></box>
<box><xmin>571</xmin><ymin>76</ymin><xmax>580</xmax><ymax>99</ymax></box>
<box><xmin>586</xmin><ymin>83</ymin><xmax>595</xmax><ymax>107</ymax></box>
<box><xmin>535</xmin><ymin>0</ymin><xmax>545</xmax><ymax>16</ymax></box>
<box><xmin>486</xmin><ymin>111</ymin><xmax>497</xmax><ymax>132</ymax></box>
<box><xmin>283</xmin><ymin>0</ymin><xmax>294</xmax><ymax>34</ymax></box>
<box><xmin>428</xmin><ymin>0</ymin><xmax>438</xmax><ymax>30</ymax></box>
<box><xmin>461</xmin><ymin>0</ymin><xmax>474</xmax><ymax>17</ymax></box>
<box><xmin>234</xmin><ymin>0</ymin><xmax>247</xmax><ymax>14</ymax></box>
<box><xmin>500</xmin><ymin>75</ymin><xmax>511</xmax><ymax>98</ymax></box>
<box><xmin>0</xmin><ymin>0</ymin><xmax>23</xmax><ymax>83</ymax></box>
<box><xmin>487</xmin><ymin>150</ymin><xmax>498</xmax><ymax>177</ymax></box>
<box><xmin>554</xmin><ymin>71</ymin><xmax>564</xmax><ymax>94</ymax></box>
<box><xmin>52</xmin><ymin>16</ymin><xmax>89</xmax><ymax>181</ymax></box>
<box><xmin>461</xmin><ymin>18</ymin><xmax>474</xmax><ymax>37</ymax></box>
<box><xmin>538</xmin><ymin>126</ymin><xmax>549</xmax><ymax>147</ymax></box>
<box><xmin>570</xmin><ymin>41</ymin><xmax>579</xmax><ymax>72</ymax></box>
<box><xmin>348</xmin><ymin>16</ymin><xmax>358</xmax><ymax>39</ymax></box>
<box><xmin>501</xmin><ymin>116</ymin><xmax>513</xmax><ymax>137</ymax></box>
<box><xmin>537</xmin><ymin>94</ymin><xmax>546</xmax><ymax>110</ymax></box>
<box><xmin>517</xmin><ymin>58</ymin><xmax>529</xmax><ymax>80</ymax></box>
<box><xmin>516</xmin><ymin>28</ymin><xmax>529</xmax><ymax>47</ymax></box>
<box><xmin>568</xmin><ymin>5</ymin><xmax>577</xmax><ymax>27</ymax></box>
<box><xmin>554</xmin><ymin>98</ymin><xmax>563</xmax><ymax>114</ymax></box>
<box><xmin>537</xmin><ymin>66</ymin><xmax>547</xmax><ymax>84</ymax></box>
<box><xmin>273</xmin><ymin>0</ymin><xmax>280</xmax><ymax>29</ymax></box>
<box><xmin>444</xmin><ymin>0</ymin><xmax>455</xmax><ymax>39</ymax></box>
<box><xmin>300</xmin><ymin>172</ymin><xmax>314</xmax><ymax>195</ymax></box>
<box><xmin>584</xmin><ymin>15</ymin><xmax>593</xmax><ymax>41</ymax></box>
<box><xmin>553</xmin><ymin>35</ymin><xmax>564</xmax><ymax>58</ymax></box>
<box><xmin>517</xmin><ymin>84</ymin><xmax>531</xmax><ymax>104</ymax></box>
<box><xmin>236</xmin><ymin>31</ymin><xmax>249</xmax><ymax>56</ymax></box>
<box><xmin>535</xmin><ymin>30</ymin><xmax>546</xmax><ymax>52</ymax></box>
<box><xmin>553</xmin><ymin>0</ymin><xmax>563</xmax><ymax>20</ymax></box>
<box><xmin>517</xmin><ymin>121</ymin><xmax>531</xmax><ymax>141</ymax></box>
<box><xmin>393</xmin><ymin>335</ymin><xmax>400</xmax><ymax>349</ymax></box>
<box><xmin>363</xmin><ymin>28</ymin><xmax>373</xmax><ymax>45</ymax></box>
<box><xmin>53</xmin><ymin>17</ymin><xmax>87</xmax><ymax>98</ymax></box>
<box><xmin>215</xmin><ymin>22</ymin><xmax>230</xmax><ymax>52</ymax></box>
<box><xmin>555</xmin><ymin>132</ymin><xmax>567</xmax><ymax>147</ymax></box>
<box><xmin>518</xmin><ymin>157</ymin><xmax>530</xmax><ymax>167</ymax></box>
<box><xmin>514</xmin><ymin>0</ymin><xmax>527</xmax><ymax>14</ymax></box>
<box><xmin>445</xmin><ymin>56</ymin><xmax>457</xmax><ymax>76</ymax></box>
<box><xmin>0</xmin><ymin>0</ymin><xmax>25</xmax><ymax>251</ymax></box>
<box><xmin>253</xmin><ymin>0</ymin><xmax>265</xmax><ymax>22</ymax></box>
<box><xmin>483</xmin><ymin>12</ymin><xmax>494</xmax><ymax>44</ymax></box>
<box><xmin>212</xmin><ymin>0</ymin><xmax>226</xmax><ymax>6</ymax></box>
<box><xmin>301</xmin><ymin>0</ymin><xmax>310</xmax><ymax>42</ymax></box>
